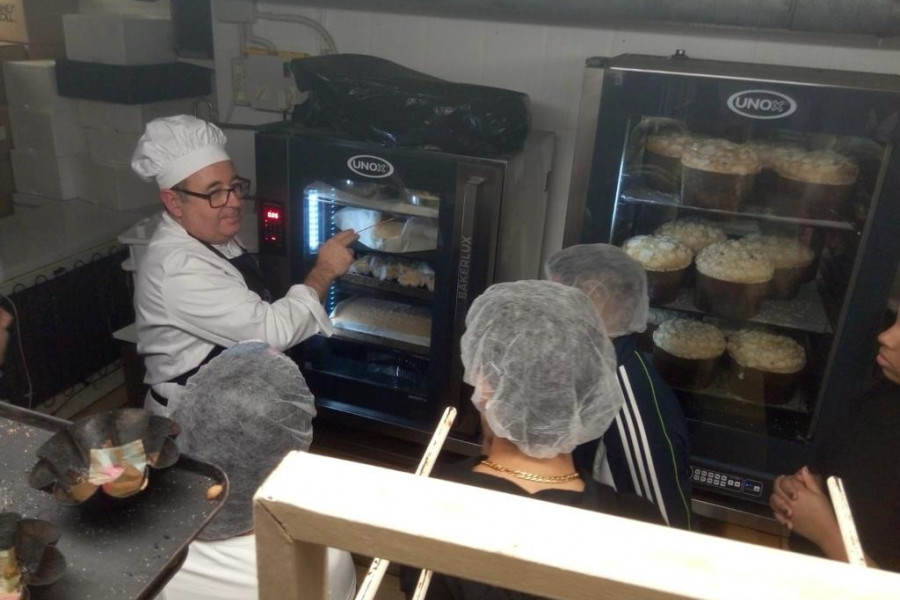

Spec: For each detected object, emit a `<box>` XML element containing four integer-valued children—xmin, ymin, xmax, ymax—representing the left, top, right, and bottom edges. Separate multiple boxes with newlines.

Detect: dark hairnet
<box><xmin>461</xmin><ymin>281</ymin><xmax>624</xmax><ymax>458</ymax></box>
<box><xmin>545</xmin><ymin>244</ymin><xmax>649</xmax><ymax>337</ymax></box>
<box><xmin>172</xmin><ymin>341</ymin><xmax>316</xmax><ymax>541</ymax></box>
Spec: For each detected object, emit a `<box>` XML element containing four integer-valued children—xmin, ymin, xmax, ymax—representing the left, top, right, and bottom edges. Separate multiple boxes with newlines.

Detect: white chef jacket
<box><xmin>135</xmin><ymin>212</ymin><xmax>332</xmax><ymax>405</ymax></box>
<box><xmin>158</xmin><ymin>535</ymin><xmax>357</xmax><ymax>600</ymax></box>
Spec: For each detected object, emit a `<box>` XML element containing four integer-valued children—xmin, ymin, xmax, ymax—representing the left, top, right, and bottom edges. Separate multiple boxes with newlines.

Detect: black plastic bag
<box><xmin>291</xmin><ymin>54</ymin><xmax>530</xmax><ymax>157</ymax></box>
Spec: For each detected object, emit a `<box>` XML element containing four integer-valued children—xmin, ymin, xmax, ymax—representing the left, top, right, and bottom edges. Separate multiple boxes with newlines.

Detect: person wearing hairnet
<box><xmin>159</xmin><ymin>341</ymin><xmax>357</xmax><ymax>600</ymax></box>
<box><xmin>401</xmin><ymin>281</ymin><xmax>662</xmax><ymax>600</ymax></box>
<box><xmin>546</xmin><ymin>244</ymin><xmax>692</xmax><ymax>530</ymax></box>
<box><xmin>131</xmin><ymin>115</ymin><xmax>358</xmax><ymax>414</ymax></box>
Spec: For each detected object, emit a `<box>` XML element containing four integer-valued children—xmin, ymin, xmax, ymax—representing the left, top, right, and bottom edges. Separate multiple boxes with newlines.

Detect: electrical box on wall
<box><xmin>240</xmin><ymin>54</ymin><xmax>307</xmax><ymax>112</ymax></box>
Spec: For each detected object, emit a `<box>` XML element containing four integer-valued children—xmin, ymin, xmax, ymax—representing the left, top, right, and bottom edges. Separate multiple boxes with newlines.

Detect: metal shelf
<box><xmin>330</xmin><ymin>328</ymin><xmax>431</xmax><ymax>357</ymax></box>
<box><xmin>620</xmin><ymin>187</ymin><xmax>858</xmax><ymax>232</ymax></box>
<box><xmin>671</xmin><ymin>370</ymin><xmax>811</xmax><ymax>415</ymax></box>
<box><xmin>656</xmin><ymin>281</ymin><xmax>832</xmax><ymax>334</ymax></box>
<box><xmin>338</xmin><ymin>273</ymin><xmax>434</xmax><ymax>303</ymax></box>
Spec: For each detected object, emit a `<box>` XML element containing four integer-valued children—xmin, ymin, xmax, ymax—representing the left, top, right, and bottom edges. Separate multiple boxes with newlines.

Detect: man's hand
<box><xmin>304</xmin><ymin>230</ymin><xmax>359</xmax><ymax>300</ymax></box>
<box><xmin>0</xmin><ymin>308</ymin><xmax>13</xmax><ymax>366</ymax></box>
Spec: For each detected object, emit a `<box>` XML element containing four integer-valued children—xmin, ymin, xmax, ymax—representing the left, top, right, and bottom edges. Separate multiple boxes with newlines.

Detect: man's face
<box><xmin>165</xmin><ymin>160</ymin><xmax>244</xmax><ymax>245</ymax></box>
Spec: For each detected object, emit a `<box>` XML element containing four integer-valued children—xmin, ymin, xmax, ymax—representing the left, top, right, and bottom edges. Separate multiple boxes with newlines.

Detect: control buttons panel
<box><xmin>691</xmin><ymin>466</ymin><xmax>763</xmax><ymax>497</ymax></box>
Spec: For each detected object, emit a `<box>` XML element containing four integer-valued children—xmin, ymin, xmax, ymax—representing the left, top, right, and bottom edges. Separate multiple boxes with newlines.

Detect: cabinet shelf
<box><xmin>654</xmin><ymin>281</ymin><xmax>832</xmax><ymax>334</ymax></box>
<box><xmin>620</xmin><ymin>187</ymin><xmax>858</xmax><ymax>232</ymax></box>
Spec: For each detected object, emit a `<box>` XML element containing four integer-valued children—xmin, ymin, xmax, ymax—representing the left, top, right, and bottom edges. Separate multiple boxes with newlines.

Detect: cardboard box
<box><xmin>85</xmin><ymin>127</ymin><xmax>139</xmax><ymax>165</ymax></box>
<box><xmin>3</xmin><ymin>59</ymin><xmax>76</xmax><ymax>112</ymax></box>
<box><xmin>0</xmin><ymin>106</ymin><xmax>12</xmax><ymax>155</ymax></box>
<box><xmin>0</xmin><ymin>0</ymin><xmax>79</xmax><ymax>44</ymax></box>
<box><xmin>11</xmin><ymin>147</ymin><xmax>84</xmax><ymax>199</ymax></box>
<box><xmin>10</xmin><ymin>105</ymin><xmax>85</xmax><ymax>156</ymax></box>
<box><xmin>0</xmin><ymin>42</ymin><xmax>28</xmax><ymax>104</ymax></box>
<box><xmin>85</xmin><ymin>159</ymin><xmax>158</xmax><ymax>211</ymax></box>
<box><xmin>77</xmin><ymin>98</ymin><xmax>195</xmax><ymax>133</ymax></box>
<box><xmin>63</xmin><ymin>14</ymin><xmax>174</xmax><ymax>65</ymax></box>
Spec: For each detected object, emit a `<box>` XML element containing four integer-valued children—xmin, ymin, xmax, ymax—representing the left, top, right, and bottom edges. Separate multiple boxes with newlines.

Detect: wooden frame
<box><xmin>255</xmin><ymin>452</ymin><xmax>900</xmax><ymax>600</ymax></box>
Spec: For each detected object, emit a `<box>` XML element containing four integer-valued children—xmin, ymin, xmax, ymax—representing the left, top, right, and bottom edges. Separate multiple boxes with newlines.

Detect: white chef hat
<box><xmin>131</xmin><ymin>115</ymin><xmax>230</xmax><ymax>189</ymax></box>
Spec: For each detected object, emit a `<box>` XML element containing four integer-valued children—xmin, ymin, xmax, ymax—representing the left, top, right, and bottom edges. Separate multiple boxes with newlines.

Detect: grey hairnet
<box><xmin>461</xmin><ymin>281</ymin><xmax>624</xmax><ymax>459</ymax></box>
<box><xmin>545</xmin><ymin>244</ymin><xmax>649</xmax><ymax>337</ymax></box>
<box><xmin>171</xmin><ymin>341</ymin><xmax>316</xmax><ymax>541</ymax></box>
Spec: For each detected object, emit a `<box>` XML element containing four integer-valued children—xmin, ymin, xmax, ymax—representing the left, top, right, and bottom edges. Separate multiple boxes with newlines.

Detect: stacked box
<box><xmin>3</xmin><ymin>59</ymin><xmax>85</xmax><ymax>201</ymax></box>
<box><xmin>0</xmin><ymin>43</ymin><xmax>27</xmax><ymax>217</ymax></box>
<box><xmin>61</xmin><ymin>14</ymin><xmax>202</xmax><ymax>212</ymax></box>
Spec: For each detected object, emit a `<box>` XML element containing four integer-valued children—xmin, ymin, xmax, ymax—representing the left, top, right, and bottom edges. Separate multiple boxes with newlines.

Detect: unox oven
<box><xmin>256</xmin><ymin>123</ymin><xmax>554</xmax><ymax>439</ymax></box>
<box><xmin>568</xmin><ymin>53</ymin><xmax>900</xmax><ymax>509</ymax></box>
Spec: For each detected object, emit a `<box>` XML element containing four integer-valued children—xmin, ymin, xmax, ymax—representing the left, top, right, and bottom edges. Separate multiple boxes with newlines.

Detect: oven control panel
<box><xmin>691</xmin><ymin>465</ymin><xmax>763</xmax><ymax>498</ymax></box>
<box><xmin>260</xmin><ymin>203</ymin><xmax>285</xmax><ymax>253</ymax></box>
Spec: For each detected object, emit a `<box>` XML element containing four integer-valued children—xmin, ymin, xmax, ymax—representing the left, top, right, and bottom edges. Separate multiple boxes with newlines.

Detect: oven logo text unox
<box><xmin>347</xmin><ymin>155</ymin><xmax>394</xmax><ymax>178</ymax></box>
<box><xmin>457</xmin><ymin>236</ymin><xmax>472</xmax><ymax>300</ymax></box>
<box><xmin>727</xmin><ymin>90</ymin><xmax>797</xmax><ymax>120</ymax></box>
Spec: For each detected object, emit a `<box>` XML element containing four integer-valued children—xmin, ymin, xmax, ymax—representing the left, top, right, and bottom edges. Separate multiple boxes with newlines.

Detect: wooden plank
<box><xmin>255</xmin><ymin>452</ymin><xmax>900</xmax><ymax>600</ymax></box>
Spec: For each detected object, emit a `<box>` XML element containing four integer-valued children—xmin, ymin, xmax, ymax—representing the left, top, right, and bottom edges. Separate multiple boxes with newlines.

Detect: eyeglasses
<box><xmin>173</xmin><ymin>177</ymin><xmax>251</xmax><ymax>208</ymax></box>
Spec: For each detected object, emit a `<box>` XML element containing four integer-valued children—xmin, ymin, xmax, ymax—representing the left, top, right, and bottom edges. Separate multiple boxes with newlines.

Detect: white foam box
<box><xmin>10</xmin><ymin>148</ymin><xmax>84</xmax><ymax>200</ymax></box>
<box><xmin>9</xmin><ymin>105</ymin><xmax>85</xmax><ymax>156</ymax></box>
<box><xmin>0</xmin><ymin>43</ymin><xmax>28</xmax><ymax>104</ymax></box>
<box><xmin>85</xmin><ymin>160</ymin><xmax>159</xmax><ymax>211</ymax></box>
<box><xmin>63</xmin><ymin>14</ymin><xmax>175</xmax><ymax>66</ymax></box>
<box><xmin>76</xmin><ymin>98</ymin><xmax>195</xmax><ymax>133</ymax></box>
<box><xmin>2</xmin><ymin>59</ymin><xmax>76</xmax><ymax>112</ymax></box>
<box><xmin>85</xmin><ymin>127</ymin><xmax>140</xmax><ymax>165</ymax></box>
<box><xmin>0</xmin><ymin>0</ymin><xmax>78</xmax><ymax>45</ymax></box>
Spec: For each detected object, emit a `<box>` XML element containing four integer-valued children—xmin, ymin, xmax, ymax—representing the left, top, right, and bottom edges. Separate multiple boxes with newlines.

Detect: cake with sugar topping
<box><xmin>652</xmin><ymin>318</ymin><xmax>726</xmax><ymax>389</ymax></box>
<box><xmin>727</xmin><ymin>329</ymin><xmax>806</xmax><ymax>404</ymax></box>
<box><xmin>681</xmin><ymin>139</ymin><xmax>761</xmax><ymax>211</ymax></box>
<box><xmin>695</xmin><ymin>240</ymin><xmax>773</xmax><ymax>319</ymax></box>
<box><xmin>622</xmin><ymin>235</ymin><xmax>693</xmax><ymax>305</ymax></box>
<box><xmin>740</xmin><ymin>234</ymin><xmax>815</xmax><ymax>299</ymax></box>
<box><xmin>774</xmin><ymin>150</ymin><xmax>858</xmax><ymax>219</ymax></box>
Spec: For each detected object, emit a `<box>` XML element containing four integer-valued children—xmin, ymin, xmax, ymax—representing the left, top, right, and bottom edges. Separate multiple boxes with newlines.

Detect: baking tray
<box><xmin>0</xmin><ymin>402</ymin><xmax>227</xmax><ymax>600</ymax></box>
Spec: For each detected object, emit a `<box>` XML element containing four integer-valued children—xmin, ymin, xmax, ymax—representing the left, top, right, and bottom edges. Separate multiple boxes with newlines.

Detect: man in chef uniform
<box><xmin>131</xmin><ymin>115</ymin><xmax>357</xmax><ymax>413</ymax></box>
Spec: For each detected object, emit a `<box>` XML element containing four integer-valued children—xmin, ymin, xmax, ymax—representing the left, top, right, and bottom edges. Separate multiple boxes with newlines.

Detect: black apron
<box><xmin>150</xmin><ymin>240</ymin><xmax>272</xmax><ymax>406</ymax></box>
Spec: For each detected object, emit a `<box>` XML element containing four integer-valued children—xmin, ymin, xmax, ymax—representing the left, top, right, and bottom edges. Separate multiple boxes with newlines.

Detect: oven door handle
<box><xmin>448</xmin><ymin>175</ymin><xmax>486</xmax><ymax>430</ymax></box>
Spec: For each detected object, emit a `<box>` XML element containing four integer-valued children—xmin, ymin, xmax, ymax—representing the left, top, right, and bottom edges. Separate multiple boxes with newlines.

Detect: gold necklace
<box><xmin>479</xmin><ymin>459</ymin><xmax>581</xmax><ymax>483</ymax></box>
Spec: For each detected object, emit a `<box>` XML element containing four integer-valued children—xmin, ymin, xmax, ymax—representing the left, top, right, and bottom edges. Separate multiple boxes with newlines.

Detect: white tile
<box><xmin>755</xmin><ymin>32</ymin><xmax>837</xmax><ymax>69</ymax></box>
<box><xmin>420</xmin><ymin>16</ymin><xmax>486</xmax><ymax>84</ymax></box>
<box><xmin>254</xmin><ymin>6</ymin><xmax>327</xmax><ymax>55</ymax></box>
<box><xmin>482</xmin><ymin>22</ymin><xmax>548</xmax><ymax>100</ymax></box>
<box><xmin>323</xmin><ymin>9</ymin><xmax>371</xmax><ymax>55</ymax></box>
<box><xmin>832</xmin><ymin>45</ymin><xmax>900</xmax><ymax>75</ymax></box>
<box><xmin>539</xmin><ymin>25</ymin><xmax>615</xmax><ymax>132</ymax></box>
<box><xmin>679</xmin><ymin>28</ymin><xmax>759</xmax><ymax>63</ymax></box>
<box><xmin>611</xmin><ymin>27</ymin><xmax>686</xmax><ymax>58</ymax></box>
<box><xmin>368</xmin><ymin>14</ymin><xmax>428</xmax><ymax>70</ymax></box>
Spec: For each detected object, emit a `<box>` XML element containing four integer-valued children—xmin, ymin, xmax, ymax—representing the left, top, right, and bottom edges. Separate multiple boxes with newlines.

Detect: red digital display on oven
<box><xmin>261</xmin><ymin>203</ymin><xmax>285</xmax><ymax>250</ymax></box>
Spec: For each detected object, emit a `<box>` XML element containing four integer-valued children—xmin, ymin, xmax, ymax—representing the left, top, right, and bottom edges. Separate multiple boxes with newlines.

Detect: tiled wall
<box><xmin>214</xmin><ymin>3</ymin><xmax>900</xmax><ymax>253</ymax></box>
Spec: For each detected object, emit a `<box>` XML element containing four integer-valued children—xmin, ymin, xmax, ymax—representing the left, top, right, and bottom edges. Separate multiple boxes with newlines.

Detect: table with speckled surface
<box><xmin>0</xmin><ymin>402</ymin><xmax>226</xmax><ymax>599</ymax></box>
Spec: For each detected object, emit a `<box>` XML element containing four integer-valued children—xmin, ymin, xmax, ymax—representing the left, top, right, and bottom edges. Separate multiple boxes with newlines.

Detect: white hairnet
<box><xmin>131</xmin><ymin>114</ymin><xmax>230</xmax><ymax>189</ymax></box>
<box><xmin>545</xmin><ymin>244</ymin><xmax>649</xmax><ymax>337</ymax></box>
<box><xmin>171</xmin><ymin>341</ymin><xmax>316</xmax><ymax>541</ymax></box>
<box><xmin>461</xmin><ymin>281</ymin><xmax>624</xmax><ymax>459</ymax></box>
